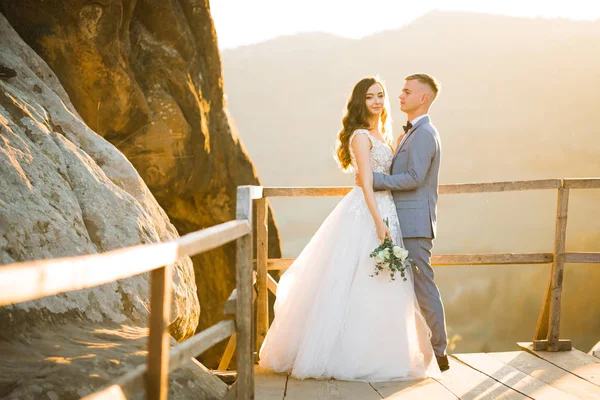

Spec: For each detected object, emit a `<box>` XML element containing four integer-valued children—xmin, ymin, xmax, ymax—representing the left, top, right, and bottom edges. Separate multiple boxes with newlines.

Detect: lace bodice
<box><xmin>349</xmin><ymin>129</ymin><xmax>393</xmax><ymax>174</ymax></box>
<box><xmin>347</xmin><ymin>129</ymin><xmax>401</xmax><ymax>244</ymax></box>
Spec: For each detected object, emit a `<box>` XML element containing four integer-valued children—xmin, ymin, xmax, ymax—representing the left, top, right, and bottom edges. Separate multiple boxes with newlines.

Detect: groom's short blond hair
<box><xmin>405</xmin><ymin>73</ymin><xmax>440</xmax><ymax>98</ymax></box>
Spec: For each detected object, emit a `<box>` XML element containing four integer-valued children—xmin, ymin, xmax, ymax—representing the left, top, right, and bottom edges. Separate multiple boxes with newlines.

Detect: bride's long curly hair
<box><xmin>335</xmin><ymin>77</ymin><xmax>392</xmax><ymax>171</ymax></box>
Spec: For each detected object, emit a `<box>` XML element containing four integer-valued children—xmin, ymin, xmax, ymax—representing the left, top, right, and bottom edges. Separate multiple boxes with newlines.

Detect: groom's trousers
<box><xmin>403</xmin><ymin>238</ymin><xmax>448</xmax><ymax>357</ymax></box>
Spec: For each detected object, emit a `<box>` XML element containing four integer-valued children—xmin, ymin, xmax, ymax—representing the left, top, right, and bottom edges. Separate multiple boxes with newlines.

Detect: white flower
<box><xmin>392</xmin><ymin>246</ymin><xmax>402</xmax><ymax>258</ymax></box>
<box><xmin>374</xmin><ymin>252</ymin><xmax>386</xmax><ymax>263</ymax></box>
<box><xmin>399</xmin><ymin>248</ymin><xmax>409</xmax><ymax>261</ymax></box>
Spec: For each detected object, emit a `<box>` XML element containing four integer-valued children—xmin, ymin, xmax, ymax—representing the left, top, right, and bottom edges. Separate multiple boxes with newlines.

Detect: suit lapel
<box><xmin>392</xmin><ymin>116</ymin><xmax>430</xmax><ymax>162</ymax></box>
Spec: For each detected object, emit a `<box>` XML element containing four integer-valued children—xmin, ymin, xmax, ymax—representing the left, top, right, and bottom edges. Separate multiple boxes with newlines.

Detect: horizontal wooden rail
<box><xmin>177</xmin><ymin>220</ymin><xmax>252</xmax><ymax>258</ymax></box>
<box><xmin>0</xmin><ymin>242</ymin><xmax>178</xmax><ymax>307</ymax></box>
<box><xmin>168</xmin><ymin>320</ymin><xmax>236</xmax><ymax>374</ymax></box>
<box><xmin>261</xmin><ymin>179</ymin><xmax>584</xmax><ymax>198</ymax></box>
<box><xmin>563</xmin><ymin>178</ymin><xmax>600</xmax><ymax>189</ymax></box>
<box><xmin>564</xmin><ymin>252</ymin><xmax>600</xmax><ymax>263</ymax></box>
<box><xmin>439</xmin><ymin>179</ymin><xmax>562</xmax><ymax>194</ymax></box>
<box><xmin>263</xmin><ymin>187</ymin><xmax>352</xmax><ymax>197</ymax></box>
<box><xmin>265</xmin><ymin>253</ymin><xmax>555</xmax><ymax>271</ymax></box>
<box><xmin>0</xmin><ymin>220</ymin><xmax>250</xmax><ymax>307</ymax></box>
<box><xmin>432</xmin><ymin>253</ymin><xmax>555</xmax><ymax>265</ymax></box>
<box><xmin>265</xmin><ymin>252</ymin><xmax>600</xmax><ymax>271</ymax></box>
<box><xmin>84</xmin><ymin>320</ymin><xmax>236</xmax><ymax>400</ymax></box>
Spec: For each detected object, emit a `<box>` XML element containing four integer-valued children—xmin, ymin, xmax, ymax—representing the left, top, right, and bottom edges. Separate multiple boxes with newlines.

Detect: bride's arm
<box><xmin>352</xmin><ymin>134</ymin><xmax>392</xmax><ymax>243</ymax></box>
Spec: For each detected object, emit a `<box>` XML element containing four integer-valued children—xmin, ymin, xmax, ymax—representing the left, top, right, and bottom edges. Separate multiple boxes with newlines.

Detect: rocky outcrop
<box><xmin>0</xmin><ymin>0</ymin><xmax>282</xmax><ymax>365</ymax></box>
<box><xmin>0</xmin><ymin>12</ymin><xmax>204</xmax><ymax>398</ymax></box>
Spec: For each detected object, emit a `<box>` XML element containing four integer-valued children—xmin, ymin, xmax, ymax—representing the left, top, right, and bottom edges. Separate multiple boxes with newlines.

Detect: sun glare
<box><xmin>211</xmin><ymin>0</ymin><xmax>600</xmax><ymax>49</ymax></box>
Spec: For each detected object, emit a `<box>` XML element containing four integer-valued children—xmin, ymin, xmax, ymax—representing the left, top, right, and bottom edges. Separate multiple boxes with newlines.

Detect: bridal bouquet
<box><xmin>369</xmin><ymin>218</ymin><xmax>415</xmax><ymax>281</ymax></box>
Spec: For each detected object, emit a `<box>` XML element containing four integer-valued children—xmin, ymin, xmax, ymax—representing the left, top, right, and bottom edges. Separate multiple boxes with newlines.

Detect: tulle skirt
<box><xmin>259</xmin><ymin>187</ymin><xmax>441</xmax><ymax>381</ymax></box>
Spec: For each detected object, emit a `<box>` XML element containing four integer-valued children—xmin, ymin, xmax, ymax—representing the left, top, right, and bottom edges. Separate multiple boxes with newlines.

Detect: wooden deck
<box><xmin>254</xmin><ymin>343</ymin><xmax>600</xmax><ymax>399</ymax></box>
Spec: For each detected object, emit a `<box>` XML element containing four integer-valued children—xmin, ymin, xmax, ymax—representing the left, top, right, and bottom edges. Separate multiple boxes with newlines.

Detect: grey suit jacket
<box><xmin>373</xmin><ymin>116</ymin><xmax>441</xmax><ymax>239</ymax></box>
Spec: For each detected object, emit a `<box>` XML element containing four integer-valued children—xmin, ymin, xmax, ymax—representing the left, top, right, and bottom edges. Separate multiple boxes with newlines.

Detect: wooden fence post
<box><xmin>147</xmin><ymin>265</ymin><xmax>173</xmax><ymax>400</ymax></box>
<box><xmin>534</xmin><ymin>182</ymin><xmax>572</xmax><ymax>351</ymax></box>
<box><xmin>547</xmin><ymin>184</ymin><xmax>571</xmax><ymax>351</ymax></box>
<box><xmin>236</xmin><ymin>186</ymin><xmax>255</xmax><ymax>399</ymax></box>
<box><xmin>256</xmin><ymin>198</ymin><xmax>269</xmax><ymax>359</ymax></box>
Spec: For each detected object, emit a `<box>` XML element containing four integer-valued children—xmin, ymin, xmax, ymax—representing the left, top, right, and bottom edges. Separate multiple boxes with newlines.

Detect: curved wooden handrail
<box><xmin>0</xmin><ymin>220</ymin><xmax>250</xmax><ymax>306</ymax></box>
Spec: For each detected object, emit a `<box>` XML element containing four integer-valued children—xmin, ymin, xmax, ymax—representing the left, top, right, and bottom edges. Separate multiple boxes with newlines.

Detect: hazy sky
<box><xmin>210</xmin><ymin>0</ymin><xmax>600</xmax><ymax>49</ymax></box>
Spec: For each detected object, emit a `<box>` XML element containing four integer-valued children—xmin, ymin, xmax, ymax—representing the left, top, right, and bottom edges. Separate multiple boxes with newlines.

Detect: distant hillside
<box><xmin>221</xmin><ymin>11</ymin><xmax>600</xmax><ymax>353</ymax></box>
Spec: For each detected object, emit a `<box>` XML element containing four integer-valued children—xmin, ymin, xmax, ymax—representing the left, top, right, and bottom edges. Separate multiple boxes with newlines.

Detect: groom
<box><xmin>356</xmin><ymin>73</ymin><xmax>449</xmax><ymax>371</ymax></box>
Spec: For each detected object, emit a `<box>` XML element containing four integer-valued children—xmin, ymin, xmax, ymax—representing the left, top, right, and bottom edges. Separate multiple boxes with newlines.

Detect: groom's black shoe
<box><xmin>436</xmin><ymin>355</ymin><xmax>450</xmax><ymax>371</ymax></box>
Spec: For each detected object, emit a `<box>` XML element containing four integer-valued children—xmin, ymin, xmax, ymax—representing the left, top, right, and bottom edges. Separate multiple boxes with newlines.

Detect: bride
<box><xmin>258</xmin><ymin>77</ymin><xmax>441</xmax><ymax>382</ymax></box>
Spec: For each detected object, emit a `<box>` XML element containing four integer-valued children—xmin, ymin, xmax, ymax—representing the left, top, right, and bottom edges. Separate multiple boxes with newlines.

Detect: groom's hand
<box><xmin>354</xmin><ymin>172</ymin><xmax>362</xmax><ymax>187</ymax></box>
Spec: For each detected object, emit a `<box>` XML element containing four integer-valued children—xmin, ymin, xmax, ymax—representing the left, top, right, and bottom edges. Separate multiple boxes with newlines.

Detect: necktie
<box><xmin>402</xmin><ymin>121</ymin><xmax>413</xmax><ymax>134</ymax></box>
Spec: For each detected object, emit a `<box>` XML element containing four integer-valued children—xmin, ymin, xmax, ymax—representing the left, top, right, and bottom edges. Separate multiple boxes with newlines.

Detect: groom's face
<box><xmin>399</xmin><ymin>80</ymin><xmax>423</xmax><ymax>113</ymax></box>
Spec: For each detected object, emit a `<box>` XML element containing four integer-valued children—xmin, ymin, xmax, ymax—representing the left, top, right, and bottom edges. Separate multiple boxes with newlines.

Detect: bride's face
<box><xmin>365</xmin><ymin>83</ymin><xmax>385</xmax><ymax>116</ymax></box>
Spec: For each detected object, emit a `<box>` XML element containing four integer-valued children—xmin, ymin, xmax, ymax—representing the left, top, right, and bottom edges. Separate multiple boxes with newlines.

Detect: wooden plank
<box><xmin>532</xmin><ymin>340</ymin><xmax>572</xmax><ymax>352</ymax></box>
<box><xmin>256</xmin><ymin>198</ymin><xmax>269</xmax><ymax>356</ymax></box>
<box><xmin>266</xmin><ymin>253</ymin><xmax>553</xmax><ymax>271</ymax></box>
<box><xmin>491</xmin><ymin>351</ymin><xmax>600</xmax><ymax>400</ymax></box>
<box><xmin>434</xmin><ymin>357</ymin><xmax>527</xmax><ymax>399</ymax></box>
<box><xmin>564</xmin><ymin>252</ymin><xmax>600</xmax><ymax>263</ymax></box>
<box><xmin>266</xmin><ymin>274</ymin><xmax>278</xmax><ymax>295</ymax></box>
<box><xmin>519</xmin><ymin>343</ymin><xmax>600</xmax><ymax>387</ymax></box>
<box><xmin>0</xmin><ymin>241</ymin><xmax>179</xmax><ymax>306</ymax></box>
<box><xmin>223</xmin><ymin>381</ymin><xmax>238</xmax><ymax>400</ymax></box>
<box><xmin>267</xmin><ymin>258</ymin><xmax>294</xmax><ymax>270</ymax></box>
<box><xmin>146</xmin><ymin>265</ymin><xmax>172</xmax><ymax>400</ymax></box>
<box><xmin>432</xmin><ymin>253</ymin><xmax>554</xmax><ymax>266</ymax></box>
<box><xmin>224</xmin><ymin>289</ymin><xmax>237</xmax><ymax>316</ymax></box>
<box><xmin>439</xmin><ymin>179</ymin><xmax>562</xmax><ymax>194</ymax></box>
<box><xmin>212</xmin><ymin>370</ymin><xmax>237</xmax><ymax>385</ymax></box>
<box><xmin>263</xmin><ymin>187</ymin><xmax>353</xmax><ymax>197</ymax></box>
<box><xmin>236</xmin><ymin>186</ymin><xmax>254</xmax><ymax>399</ymax></box>
<box><xmin>263</xmin><ymin>180</ymin><xmax>565</xmax><ymax>198</ymax></box>
<box><xmin>246</xmin><ymin>185</ymin><xmax>264</xmax><ymax>200</ymax></box>
<box><xmin>184</xmin><ymin>358</ymin><xmax>229</xmax><ymax>399</ymax></box>
<box><xmin>563</xmin><ymin>178</ymin><xmax>600</xmax><ymax>189</ymax></box>
<box><xmin>285</xmin><ymin>376</ymin><xmax>381</xmax><ymax>400</ymax></box>
<box><xmin>371</xmin><ymin>378</ymin><xmax>457</xmax><ymax>399</ymax></box>
<box><xmin>534</xmin><ymin>277</ymin><xmax>552</xmax><ymax>341</ymax></box>
<box><xmin>548</xmin><ymin>186</ymin><xmax>570</xmax><ymax>351</ymax></box>
<box><xmin>169</xmin><ymin>320</ymin><xmax>235</xmax><ymax>371</ymax></box>
<box><xmin>218</xmin><ymin>333</ymin><xmax>237</xmax><ymax>371</ymax></box>
<box><xmin>177</xmin><ymin>220</ymin><xmax>251</xmax><ymax>258</ymax></box>
<box><xmin>254</xmin><ymin>366</ymin><xmax>288</xmax><ymax>400</ymax></box>
<box><xmin>454</xmin><ymin>352</ymin><xmax>579</xmax><ymax>399</ymax></box>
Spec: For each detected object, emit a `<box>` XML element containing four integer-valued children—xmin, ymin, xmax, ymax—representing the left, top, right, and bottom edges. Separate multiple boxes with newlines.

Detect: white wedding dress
<box><xmin>259</xmin><ymin>129</ymin><xmax>441</xmax><ymax>382</ymax></box>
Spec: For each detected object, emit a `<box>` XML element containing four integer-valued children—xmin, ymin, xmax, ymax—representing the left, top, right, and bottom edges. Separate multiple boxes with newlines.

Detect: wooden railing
<box><xmin>241</xmin><ymin>178</ymin><xmax>600</xmax><ymax>362</ymax></box>
<box><xmin>0</xmin><ymin>185</ymin><xmax>263</xmax><ymax>400</ymax></box>
<box><xmin>1</xmin><ymin>179</ymin><xmax>599</xmax><ymax>399</ymax></box>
